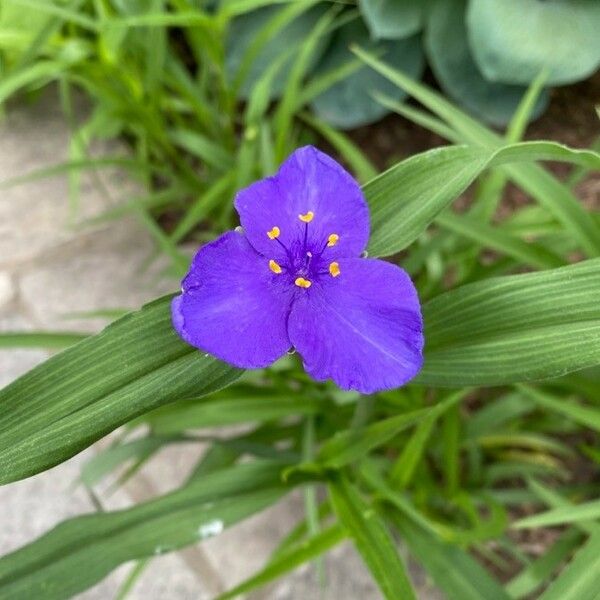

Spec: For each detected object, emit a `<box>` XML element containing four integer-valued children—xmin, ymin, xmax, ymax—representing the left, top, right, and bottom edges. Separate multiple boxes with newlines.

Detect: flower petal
<box><xmin>172</xmin><ymin>231</ymin><xmax>294</xmax><ymax>368</ymax></box>
<box><xmin>234</xmin><ymin>145</ymin><xmax>369</xmax><ymax>261</ymax></box>
<box><xmin>287</xmin><ymin>258</ymin><xmax>424</xmax><ymax>393</ymax></box>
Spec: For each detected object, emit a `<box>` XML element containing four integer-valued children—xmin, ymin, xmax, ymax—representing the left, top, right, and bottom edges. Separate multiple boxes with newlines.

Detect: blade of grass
<box><xmin>300</xmin><ymin>111</ymin><xmax>377</xmax><ymax>183</ymax></box>
<box><xmin>391</xmin><ymin>515</ymin><xmax>511</xmax><ymax>600</ymax></box>
<box><xmin>505</xmin><ymin>529</ymin><xmax>583</xmax><ymax>599</ymax></box>
<box><xmin>513</xmin><ymin>498</ymin><xmax>600</xmax><ymax>529</ymax></box>
<box><xmin>216</xmin><ymin>525</ymin><xmax>346</xmax><ymax>600</ymax></box>
<box><xmin>518</xmin><ymin>385</ymin><xmax>600</xmax><ymax>433</ymax></box>
<box><xmin>329</xmin><ymin>475</ymin><xmax>417</xmax><ymax>600</ymax></box>
<box><xmin>353</xmin><ymin>45</ymin><xmax>600</xmax><ymax>257</ymax></box>
<box><xmin>538</xmin><ymin>532</ymin><xmax>600</xmax><ymax>600</ymax></box>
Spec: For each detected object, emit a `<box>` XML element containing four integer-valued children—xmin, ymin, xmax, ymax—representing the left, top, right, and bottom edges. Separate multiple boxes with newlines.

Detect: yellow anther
<box><xmin>329</xmin><ymin>262</ymin><xmax>341</xmax><ymax>278</ymax></box>
<box><xmin>269</xmin><ymin>259</ymin><xmax>282</xmax><ymax>274</ymax></box>
<box><xmin>299</xmin><ymin>211</ymin><xmax>314</xmax><ymax>223</ymax></box>
<box><xmin>327</xmin><ymin>233</ymin><xmax>339</xmax><ymax>247</ymax></box>
<box><xmin>267</xmin><ymin>226</ymin><xmax>280</xmax><ymax>240</ymax></box>
<box><xmin>294</xmin><ymin>277</ymin><xmax>312</xmax><ymax>289</ymax></box>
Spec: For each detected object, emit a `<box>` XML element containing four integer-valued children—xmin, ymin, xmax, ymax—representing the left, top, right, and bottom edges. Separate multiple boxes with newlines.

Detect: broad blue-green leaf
<box><xmin>0</xmin><ymin>461</ymin><xmax>287</xmax><ymax>600</ymax></box>
<box><xmin>425</xmin><ymin>0</ymin><xmax>548</xmax><ymax>126</ymax></box>
<box><xmin>467</xmin><ymin>0</ymin><xmax>600</xmax><ymax>86</ymax></box>
<box><xmin>0</xmin><ymin>296</ymin><xmax>241</xmax><ymax>485</ymax></box>
<box><xmin>417</xmin><ymin>259</ymin><xmax>600</xmax><ymax>386</ymax></box>
<box><xmin>312</xmin><ymin>21</ymin><xmax>423</xmax><ymax>129</ymax></box>
<box><xmin>358</xmin><ymin>0</ymin><xmax>423</xmax><ymax>40</ymax></box>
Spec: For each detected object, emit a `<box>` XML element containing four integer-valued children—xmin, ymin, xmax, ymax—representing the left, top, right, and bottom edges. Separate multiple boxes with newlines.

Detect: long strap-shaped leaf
<box><xmin>0</xmin><ymin>461</ymin><xmax>286</xmax><ymax>600</ymax></box>
<box><xmin>365</xmin><ymin>141</ymin><xmax>600</xmax><ymax>258</ymax></box>
<box><xmin>392</xmin><ymin>517</ymin><xmax>510</xmax><ymax>600</ymax></box>
<box><xmin>417</xmin><ymin>259</ymin><xmax>600</xmax><ymax>386</ymax></box>
<box><xmin>216</xmin><ymin>524</ymin><xmax>347</xmax><ymax>600</ymax></box>
<box><xmin>0</xmin><ymin>296</ymin><xmax>241</xmax><ymax>484</ymax></box>
<box><xmin>353</xmin><ymin>45</ymin><xmax>600</xmax><ymax>258</ymax></box>
<box><xmin>1</xmin><ymin>140</ymin><xmax>598</xmax><ymax>485</ymax></box>
<box><xmin>329</xmin><ymin>475</ymin><xmax>417</xmax><ymax>600</ymax></box>
<box><xmin>538</xmin><ymin>531</ymin><xmax>600</xmax><ymax>600</ymax></box>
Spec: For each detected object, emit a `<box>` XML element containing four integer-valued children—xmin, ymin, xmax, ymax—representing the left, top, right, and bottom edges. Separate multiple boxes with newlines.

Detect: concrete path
<box><xmin>0</xmin><ymin>91</ymin><xmax>441</xmax><ymax>599</ymax></box>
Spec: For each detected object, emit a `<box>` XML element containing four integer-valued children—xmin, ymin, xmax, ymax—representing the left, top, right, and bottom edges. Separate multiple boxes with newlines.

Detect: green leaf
<box><xmin>0</xmin><ymin>0</ymin><xmax>97</xmax><ymax>31</ymax></box>
<box><xmin>0</xmin><ymin>332</ymin><xmax>88</xmax><ymax>350</ymax></box>
<box><xmin>358</xmin><ymin>0</ymin><xmax>423</xmax><ymax>40</ymax></box>
<box><xmin>311</xmin><ymin>21</ymin><xmax>424</xmax><ymax>129</ymax></box>
<box><xmin>389</xmin><ymin>410</ymin><xmax>437</xmax><ymax>488</ymax></box>
<box><xmin>389</xmin><ymin>391</ymin><xmax>466</xmax><ymax>488</ymax></box>
<box><xmin>329</xmin><ymin>476</ymin><xmax>417</xmax><ymax>600</ymax></box>
<box><xmin>300</xmin><ymin>112</ymin><xmax>378</xmax><ymax>183</ymax></box>
<box><xmin>0</xmin><ymin>60</ymin><xmax>63</xmax><ymax>104</ymax></box>
<box><xmin>392</xmin><ymin>517</ymin><xmax>510</xmax><ymax>600</ymax></box>
<box><xmin>0</xmin><ymin>296</ymin><xmax>241</xmax><ymax>485</ymax></box>
<box><xmin>506</xmin><ymin>529</ymin><xmax>583</xmax><ymax>599</ymax></box>
<box><xmin>225</xmin><ymin>4</ymin><xmax>326</xmax><ymax>98</ymax></box>
<box><xmin>467</xmin><ymin>0</ymin><xmax>600</xmax><ymax>86</ymax></box>
<box><xmin>527</xmin><ymin>479</ymin><xmax>600</xmax><ymax>536</ymax></box>
<box><xmin>79</xmin><ymin>435</ymin><xmax>186</xmax><ymax>488</ymax></box>
<box><xmin>167</xmin><ymin>128</ymin><xmax>234</xmax><ymax>170</ymax></box>
<box><xmin>464</xmin><ymin>393</ymin><xmax>535</xmax><ymax>438</ymax></box>
<box><xmin>435</xmin><ymin>211</ymin><xmax>563</xmax><ymax>270</ymax></box>
<box><xmin>316</xmin><ymin>408</ymin><xmax>429</xmax><ymax>470</ymax></box>
<box><xmin>517</xmin><ymin>385</ymin><xmax>600</xmax><ymax>434</ymax></box>
<box><xmin>513</xmin><ymin>498</ymin><xmax>600</xmax><ymax>530</ymax></box>
<box><xmin>318</xmin><ymin>392</ymin><xmax>466</xmax><ymax>471</ymax></box>
<box><xmin>539</xmin><ymin>531</ymin><xmax>600</xmax><ymax>600</ymax></box>
<box><xmin>364</xmin><ymin>141</ymin><xmax>600</xmax><ymax>258</ymax></box>
<box><xmin>0</xmin><ymin>461</ymin><xmax>287</xmax><ymax>600</ymax></box>
<box><xmin>146</xmin><ymin>395</ymin><xmax>322</xmax><ymax>432</ymax></box>
<box><xmin>230</xmin><ymin>0</ymin><xmax>320</xmax><ymax>96</ymax></box>
<box><xmin>272</xmin><ymin>5</ymin><xmax>340</xmax><ymax>160</ymax></box>
<box><xmin>216</xmin><ymin>525</ymin><xmax>346</xmax><ymax>600</ymax></box>
<box><xmin>425</xmin><ymin>0</ymin><xmax>548</xmax><ymax>127</ymax></box>
<box><xmin>353</xmin><ymin>45</ymin><xmax>600</xmax><ymax>258</ymax></box>
<box><xmin>417</xmin><ymin>259</ymin><xmax>600</xmax><ymax>386</ymax></box>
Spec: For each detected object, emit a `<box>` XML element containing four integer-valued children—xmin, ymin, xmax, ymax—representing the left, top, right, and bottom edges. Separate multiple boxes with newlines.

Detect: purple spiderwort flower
<box><xmin>172</xmin><ymin>146</ymin><xmax>424</xmax><ymax>394</ymax></box>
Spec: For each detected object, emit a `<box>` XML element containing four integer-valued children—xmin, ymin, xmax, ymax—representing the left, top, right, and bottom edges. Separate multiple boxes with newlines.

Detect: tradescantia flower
<box><xmin>172</xmin><ymin>146</ymin><xmax>424</xmax><ymax>393</ymax></box>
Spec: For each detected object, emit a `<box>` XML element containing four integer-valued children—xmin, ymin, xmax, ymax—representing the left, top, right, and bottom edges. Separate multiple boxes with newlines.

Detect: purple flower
<box><xmin>172</xmin><ymin>146</ymin><xmax>424</xmax><ymax>394</ymax></box>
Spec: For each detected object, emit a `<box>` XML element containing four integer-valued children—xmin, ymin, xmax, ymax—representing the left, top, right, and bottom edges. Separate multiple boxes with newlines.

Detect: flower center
<box><xmin>265</xmin><ymin>212</ymin><xmax>340</xmax><ymax>288</ymax></box>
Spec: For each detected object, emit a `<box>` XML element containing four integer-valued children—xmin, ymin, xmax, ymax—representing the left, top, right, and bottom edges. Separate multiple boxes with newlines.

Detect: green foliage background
<box><xmin>0</xmin><ymin>1</ymin><xmax>599</xmax><ymax>599</ymax></box>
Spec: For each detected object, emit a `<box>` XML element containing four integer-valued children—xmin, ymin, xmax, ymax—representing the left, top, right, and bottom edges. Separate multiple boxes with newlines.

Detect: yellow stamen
<box><xmin>267</xmin><ymin>226</ymin><xmax>280</xmax><ymax>240</ymax></box>
<box><xmin>329</xmin><ymin>262</ymin><xmax>341</xmax><ymax>277</ymax></box>
<box><xmin>299</xmin><ymin>211</ymin><xmax>314</xmax><ymax>223</ymax></box>
<box><xmin>327</xmin><ymin>233</ymin><xmax>339</xmax><ymax>247</ymax></box>
<box><xmin>269</xmin><ymin>259</ymin><xmax>282</xmax><ymax>274</ymax></box>
<box><xmin>294</xmin><ymin>277</ymin><xmax>312</xmax><ymax>288</ymax></box>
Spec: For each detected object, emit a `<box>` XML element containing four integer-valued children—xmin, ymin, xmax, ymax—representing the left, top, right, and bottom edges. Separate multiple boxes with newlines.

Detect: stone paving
<box><xmin>0</xmin><ymin>90</ymin><xmax>442</xmax><ymax>599</ymax></box>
